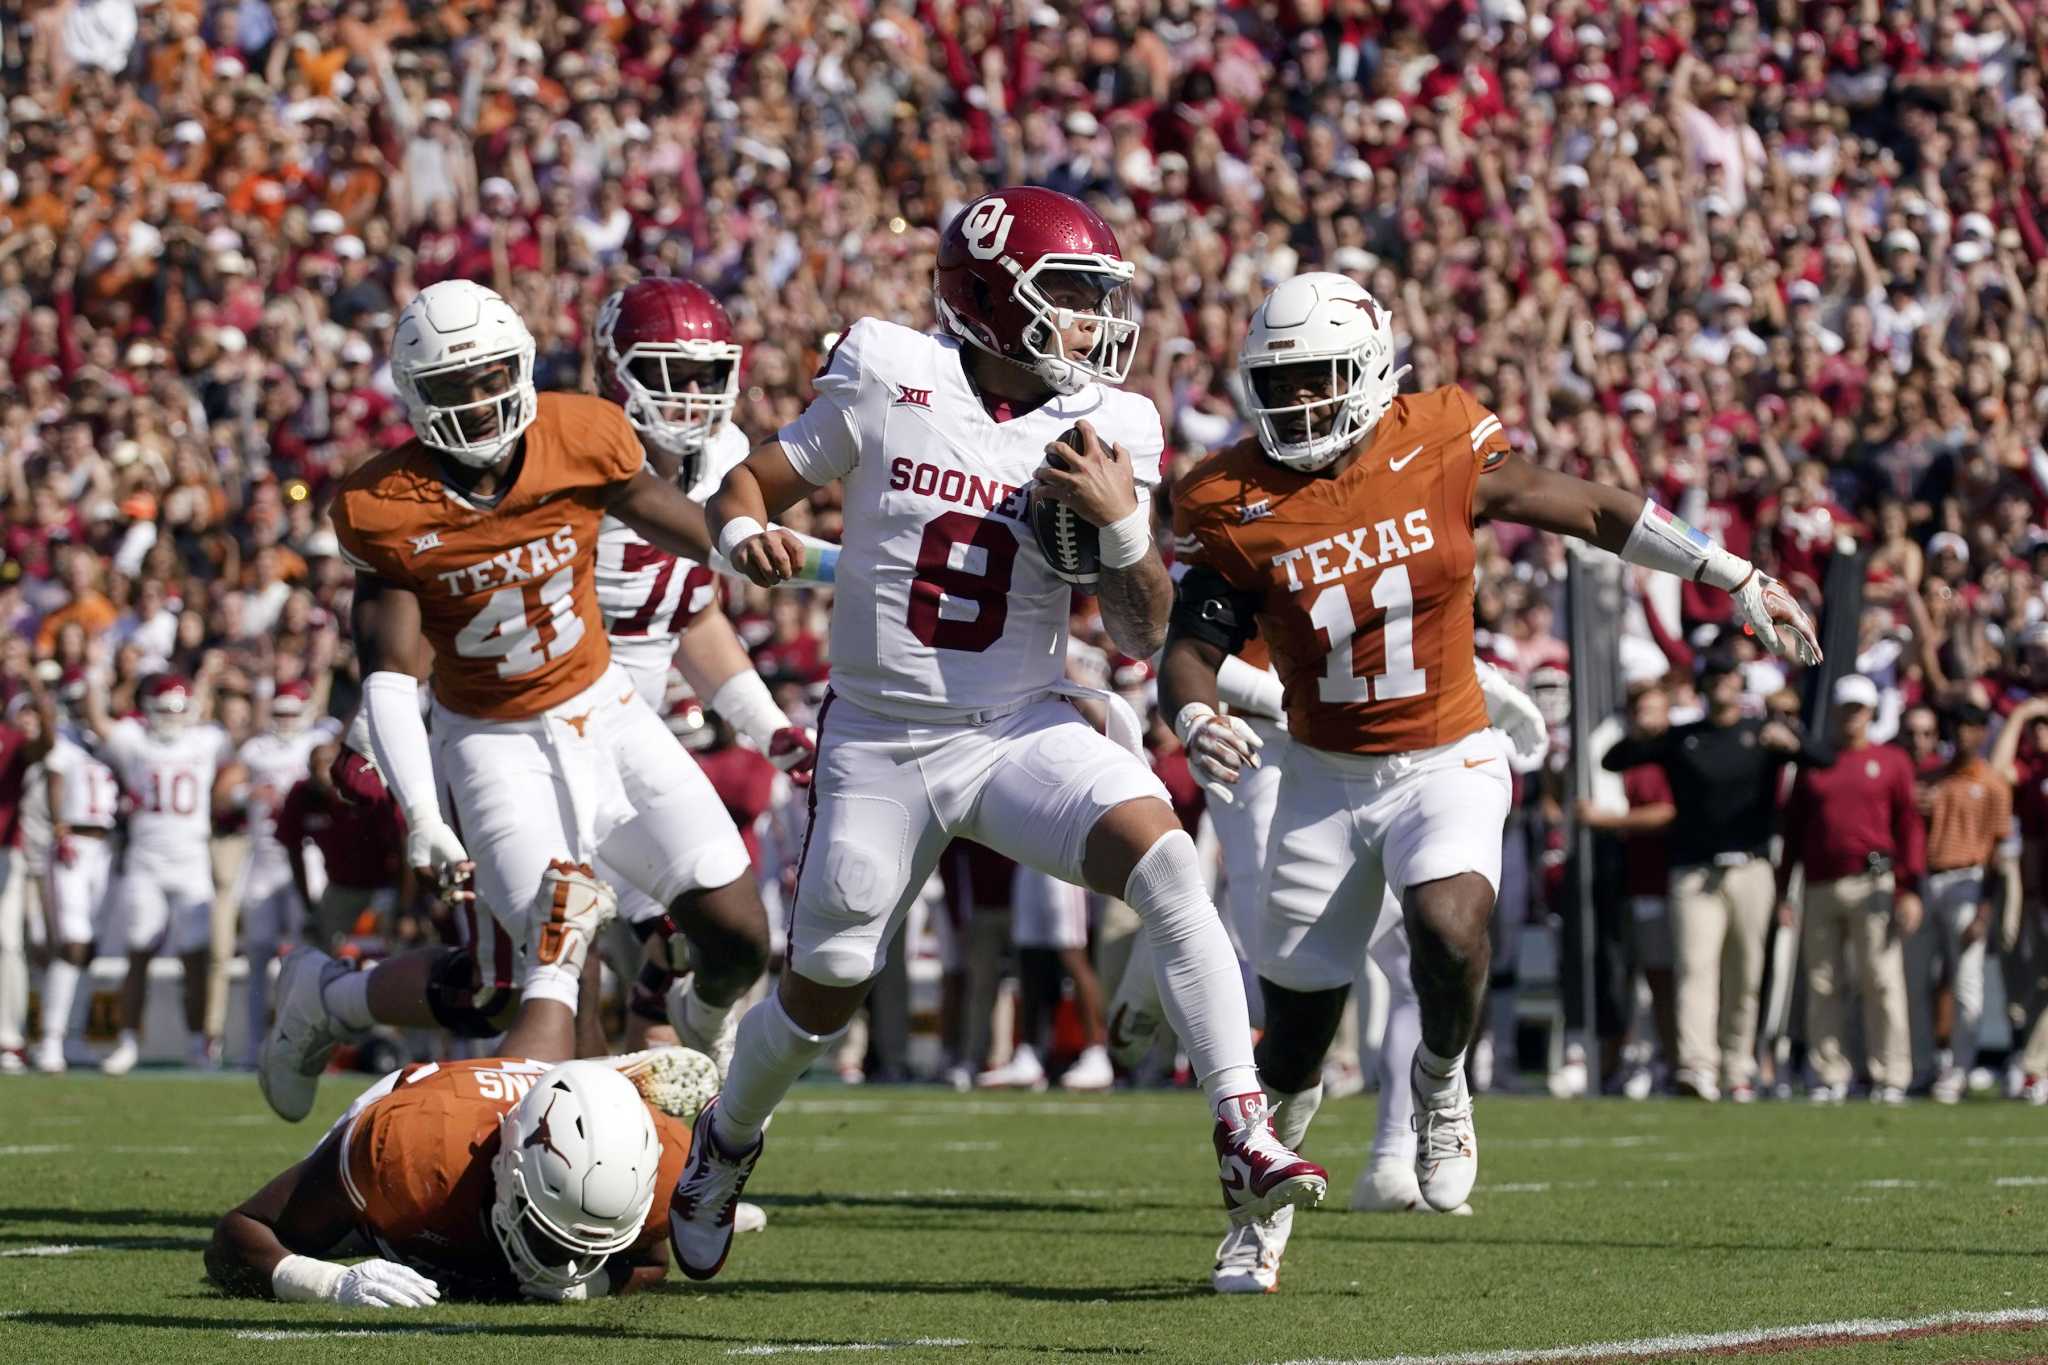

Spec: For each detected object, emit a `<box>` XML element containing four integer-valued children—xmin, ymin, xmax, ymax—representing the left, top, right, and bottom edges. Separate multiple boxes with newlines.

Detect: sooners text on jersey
<box><xmin>1175</xmin><ymin>386</ymin><xmax>1510</xmax><ymax>756</ymax></box>
<box><xmin>778</xmin><ymin>318</ymin><xmax>1164</xmax><ymax>717</ymax></box>
<box><xmin>329</xmin><ymin>393</ymin><xmax>646</xmax><ymax>720</ymax></box>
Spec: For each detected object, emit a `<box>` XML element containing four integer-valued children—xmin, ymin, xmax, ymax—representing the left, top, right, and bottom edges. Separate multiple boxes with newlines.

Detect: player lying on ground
<box><xmin>670</xmin><ymin>187</ymin><xmax>1326</xmax><ymax>1287</ymax></box>
<box><xmin>1159</xmin><ymin>272</ymin><xmax>1819</xmax><ymax>1264</ymax></box>
<box><xmin>210</xmin><ymin>864</ymin><xmax>753</xmax><ymax>1305</ymax></box>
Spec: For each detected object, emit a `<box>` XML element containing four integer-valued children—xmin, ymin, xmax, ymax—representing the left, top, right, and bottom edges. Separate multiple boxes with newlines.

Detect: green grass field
<box><xmin>1</xmin><ymin>1073</ymin><xmax>2044</xmax><ymax>1364</ymax></box>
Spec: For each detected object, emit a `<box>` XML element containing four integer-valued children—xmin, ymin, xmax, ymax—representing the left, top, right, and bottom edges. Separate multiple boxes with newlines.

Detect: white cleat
<box><xmin>258</xmin><ymin>949</ymin><xmax>354</xmax><ymax>1121</ymax></box>
<box><xmin>29</xmin><ymin>1037</ymin><xmax>65</xmax><ymax>1074</ymax></box>
<box><xmin>1547</xmin><ymin>1044</ymin><xmax>1588</xmax><ymax>1098</ymax></box>
<box><xmin>666</xmin><ymin>978</ymin><xmax>739</xmax><ymax>1082</ymax></box>
<box><xmin>1930</xmin><ymin>1068</ymin><xmax>1966</xmax><ymax>1105</ymax></box>
<box><xmin>1351</xmin><ymin>1161</ymin><xmax>1472</xmax><ymax>1215</ymax></box>
<box><xmin>0</xmin><ymin>1050</ymin><xmax>23</xmax><ymax>1075</ymax></box>
<box><xmin>1211</xmin><ymin>1204</ymin><xmax>1293</xmax><ymax>1294</ymax></box>
<box><xmin>1105</xmin><ymin>1000</ymin><xmax>1163</xmax><ymax>1073</ymax></box>
<box><xmin>735</xmin><ymin>1201</ymin><xmax>769</xmax><ymax>1234</ymax></box>
<box><xmin>976</xmin><ymin>1044</ymin><xmax>1048</xmax><ymax>1091</ymax></box>
<box><xmin>1411</xmin><ymin>1059</ymin><xmax>1477</xmax><ymax>1213</ymax></box>
<box><xmin>1059</xmin><ymin>1045</ymin><xmax>1114</xmax><ymax>1092</ymax></box>
<box><xmin>100</xmin><ymin>1033</ymin><xmax>140</xmax><ymax>1076</ymax></box>
<box><xmin>612</xmin><ymin>1045</ymin><xmax>722</xmax><ymax>1125</ymax></box>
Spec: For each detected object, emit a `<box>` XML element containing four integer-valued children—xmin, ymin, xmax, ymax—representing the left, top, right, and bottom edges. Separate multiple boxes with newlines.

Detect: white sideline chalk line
<box><xmin>0</xmin><ymin>1244</ymin><xmax>84</xmax><ymax>1257</ymax></box>
<box><xmin>728</xmin><ymin>1339</ymin><xmax>970</xmax><ymax>1357</ymax></box>
<box><xmin>1995</xmin><ymin>1175</ymin><xmax>2048</xmax><ymax>1186</ymax></box>
<box><xmin>1262</xmin><ymin>1306</ymin><xmax>2048</xmax><ymax>1365</ymax></box>
<box><xmin>0</xmin><ymin>1144</ymin><xmax>70</xmax><ymax>1156</ymax></box>
<box><xmin>232</xmin><ymin>1326</ymin><xmax>479</xmax><ymax>1341</ymax></box>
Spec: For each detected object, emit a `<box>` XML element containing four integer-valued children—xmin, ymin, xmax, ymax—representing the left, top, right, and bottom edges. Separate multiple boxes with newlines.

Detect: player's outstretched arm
<box><xmin>1475</xmin><ymin>453</ymin><xmax>1821</xmax><ymax>666</ymax></box>
<box><xmin>1159</xmin><ymin>570</ymin><xmax>1267</xmax><ymax>807</ymax></box>
<box><xmin>674</xmin><ymin>612</ymin><xmax>815</xmax><ymax>781</ymax></box>
<box><xmin>706</xmin><ymin>442</ymin><xmax>821</xmax><ymax>589</ymax></box>
<box><xmin>353</xmin><ymin>574</ymin><xmax>473</xmax><ymax>904</ymax></box>
<box><xmin>608</xmin><ymin>466</ymin><xmax>714</xmax><ymax>562</ymax></box>
<box><xmin>1039</xmin><ymin>421</ymin><xmax>1170</xmax><ymax>657</ymax></box>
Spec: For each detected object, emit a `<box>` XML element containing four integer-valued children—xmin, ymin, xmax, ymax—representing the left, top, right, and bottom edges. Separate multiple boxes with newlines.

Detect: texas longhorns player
<box><xmin>674</xmin><ymin>186</ymin><xmax>1325</xmax><ymax>1285</ymax></box>
<box><xmin>591</xmin><ymin>278</ymin><xmax>816</xmax><ymax>1069</ymax></box>
<box><xmin>259</xmin><ymin>278</ymin><xmax>770</xmax><ymax>1122</ymax></box>
<box><xmin>210</xmin><ymin>892</ymin><xmax>705</xmax><ymax>1304</ymax></box>
<box><xmin>1162</xmin><ymin>273</ymin><xmax>1820</xmax><ymax>1275</ymax></box>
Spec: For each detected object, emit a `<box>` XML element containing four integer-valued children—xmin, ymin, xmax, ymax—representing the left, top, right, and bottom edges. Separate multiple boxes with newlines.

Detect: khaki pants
<box><xmin>1803</xmin><ymin>871</ymin><xmax>1910</xmax><ymax>1089</ymax></box>
<box><xmin>1670</xmin><ymin>860</ymin><xmax>1775</xmax><ymax>1088</ymax></box>
<box><xmin>204</xmin><ymin>834</ymin><xmax>250</xmax><ymax>1042</ymax></box>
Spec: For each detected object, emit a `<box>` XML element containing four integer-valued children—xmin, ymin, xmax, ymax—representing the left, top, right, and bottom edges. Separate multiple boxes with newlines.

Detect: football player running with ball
<box><xmin>1163</xmin><ymin>273</ymin><xmax>1819</xmax><ymax>1283</ymax></box>
<box><xmin>671</xmin><ymin>187</ymin><xmax>1327</xmax><ymax>1284</ymax></box>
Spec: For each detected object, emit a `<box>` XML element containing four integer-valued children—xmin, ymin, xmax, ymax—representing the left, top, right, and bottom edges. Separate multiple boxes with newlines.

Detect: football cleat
<box><xmin>1214</xmin><ymin>1108</ymin><xmax>1328</xmax><ymax>1223</ymax></box>
<box><xmin>525</xmin><ymin>861</ymin><xmax>617</xmax><ymax>986</ymax></box>
<box><xmin>1211</xmin><ymin>1204</ymin><xmax>1293</xmax><ymax>1294</ymax></box>
<box><xmin>611</xmin><ymin>1045</ymin><xmax>721</xmax><ymax>1125</ymax></box>
<box><xmin>1059</xmin><ymin>1045</ymin><xmax>1114</xmax><ymax>1093</ymax></box>
<box><xmin>1930</xmin><ymin>1067</ymin><xmax>1966</xmax><ymax>1105</ymax></box>
<box><xmin>1411</xmin><ymin>1059</ymin><xmax>1478</xmax><ymax>1213</ymax></box>
<box><xmin>29</xmin><ymin>1036</ymin><xmax>65</xmax><ymax>1074</ymax></box>
<box><xmin>1106</xmin><ymin>1000</ymin><xmax>1162</xmax><ymax>1072</ymax></box>
<box><xmin>100</xmin><ymin>1032</ymin><xmax>139</xmax><ymax>1077</ymax></box>
<box><xmin>1351</xmin><ymin>1160</ymin><xmax>1471</xmax><ymax>1216</ymax></box>
<box><xmin>976</xmin><ymin>1043</ymin><xmax>1048</xmax><ymax>1091</ymax></box>
<box><xmin>666</xmin><ymin>978</ymin><xmax>738</xmax><ymax>1082</ymax></box>
<box><xmin>259</xmin><ymin>949</ymin><xmax>357</xmax><ymax>1121</ymax></box>
<box><xmin>667</xmin><ymin>1098</ymin><xmax>764</xmax><ymax>1281</ymax></box>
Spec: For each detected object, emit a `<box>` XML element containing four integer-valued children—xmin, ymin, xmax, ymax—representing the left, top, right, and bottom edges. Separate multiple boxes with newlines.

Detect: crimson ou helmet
<box><xmin>934</xmin><ymin>187</ymin><xmax>1139</xmax><ymax>395</ymax></box>
<box><xmin>141</xmin><ymin>673</ymin><xmax>192</xmax><ymax>733</ymax></box>
<box><xmin>271</xmin><ymin>678</ymin><xmax>313</xmax><ymax>731</ymax></box>
<box><xmin>663</xmin><ymin>696</ymin><xmax>716</xmax><ymax>752</ymax></box>
<box><xmin>594</xmin><ymin>278</ymin><xmax>742</xmax><ymax>470</ymax></box>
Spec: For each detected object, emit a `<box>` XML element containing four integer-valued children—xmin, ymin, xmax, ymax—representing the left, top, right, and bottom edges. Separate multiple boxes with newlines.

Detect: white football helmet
<box><xmin>390</xmin><ymin>279</ymin><xmax>538</xmax><ymax>468</ymax></box>
<box><xmin>490</xmin><ymin>1061</ymin><xmax>660</xmax><ymax>1298</ymax></box>
<box><xmin>1239</xmin><ymin>272</ymin><xmax>1408</xmax><ymax>471</ymax></box>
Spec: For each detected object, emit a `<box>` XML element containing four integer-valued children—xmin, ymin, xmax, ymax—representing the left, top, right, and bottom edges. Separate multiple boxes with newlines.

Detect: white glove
<box><xmin>1173</xmin><ymin>702</ymin><xmax>1263</xmax><ymax>806</ymax></box>
<box><xmin>1729</xmin><ymin>570</ymin><xmax>1823</xmax><ymax>666</ymax></box>
<box><xmin>273</xmin><ymin>1254</ymin><xmax>440</xmax><ymax>1308</ymax></box>
<box><xmin>1474</xmin><ymin>659</ymin><xmax>1548</xmax><ymax>768</ymax></box>
<box><xmin>405</xmin><ymin>815</ymin><xmax>473</xmax><ymax>902</ymax></box>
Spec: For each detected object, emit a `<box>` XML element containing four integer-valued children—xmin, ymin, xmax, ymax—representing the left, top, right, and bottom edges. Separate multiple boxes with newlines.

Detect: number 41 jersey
<box><xmin>1173</xmin><ymin>386</ymin><xmax>1509</xmax><ymax>756</ymax></box>
<box><xmin>779</xmin><ymin>318</ymin><xmax>1164</xmax><ymax>718</ymax></box>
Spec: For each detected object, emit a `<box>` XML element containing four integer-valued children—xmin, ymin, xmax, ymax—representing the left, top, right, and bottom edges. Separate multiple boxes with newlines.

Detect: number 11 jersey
<box><xmin>778</xmin><ymin>319</ymin><xmax>1164</xmax><ymax>719</ymax></box>
<box><xmin>1173</xmin><ymin>386</ymin><xmax>1508</xmax><ymax>757</ymax></box>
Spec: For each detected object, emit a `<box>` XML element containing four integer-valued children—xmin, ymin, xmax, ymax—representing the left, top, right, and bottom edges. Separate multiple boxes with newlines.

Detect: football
<box><xmin>1031</xmin><ymin>428</ymin><xmax>1102</xmax><ymax>589</ymax></box>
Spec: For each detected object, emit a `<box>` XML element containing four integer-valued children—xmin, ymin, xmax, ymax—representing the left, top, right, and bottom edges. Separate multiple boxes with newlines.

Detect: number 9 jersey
<box><xmin>1172</xmin><ymin>385</ymin><xmax>1509</xmax><ymax>757</ymax></box>
<box><xmin>777</xmin><ymin>318</ymin><xmax>1164</xmax><ymax>718</ymax></box>
<box><xmin>330</xmin><ymin>392</ymin><xmax>645</xmax><ymax>720</ymax></box>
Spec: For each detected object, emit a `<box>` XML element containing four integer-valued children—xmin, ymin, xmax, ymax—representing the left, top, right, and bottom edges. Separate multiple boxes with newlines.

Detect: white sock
<box><xmin>1268</xmin><ymin>1082</ymin><xmax>1324</xmax><ymax>1150</ymax></box>
<box><xmin>41</xmin><ymin>960</ymin><xmax>82</xmax><ymax>1044</ymax></box>
<box><xmin>713</xmin><ymin>993</ymin><xmax>840</xmax><ymax>1152</ymax></box>
<box><xmin>1374</xmin><ymin>992</ymin><xmax>1421</xmax><ymax>1164</ymax></box>
<box><xmin>116</xmin><ymin>1028</ymin><xmax>138</xmax><ymax>1049</ymax></box>
<box><xmin>681</xmin><ymin>986</ymin><xmax>736</xmax><ymax>1043</ymax></box>
<box><xmin>1416</xmin><ymin>1041</ymin><xmax>1465</xmax><ymax>1100</ymax></box>
<box><xmin>1125</xmin><ymin>830</ymin><xmax>1259</xmax><ymax>1109</ymax></box>
<box><xmin>322</xmin><ymin>969</ymin><xmax>375</xmax><ymax>1031</ymax></box>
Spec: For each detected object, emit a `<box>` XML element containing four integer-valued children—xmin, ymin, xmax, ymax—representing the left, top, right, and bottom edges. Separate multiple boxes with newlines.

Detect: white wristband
<box><xmin>272</xmin><ymin>1253</ymin><xmax>348</xmax><ymax>1303</ymax></box>
<box><xmin>716</xmin><ymin>517</ymin><xmax>768</xmax><ymax>567</ymax></box>
<box><xmin>1098</xmin><ymin>504</ymin><xmax>1153</xmax><ymax>571</ymax></box>
<box><xmin>708</xmin><ymin>667</ymin><xmax>790</xmax><ymax>750</ymax></box>
<box><xmin>1173</xmin><ymin>701</ymin><xmax>1218</xmax><ymax>747</ymax></box>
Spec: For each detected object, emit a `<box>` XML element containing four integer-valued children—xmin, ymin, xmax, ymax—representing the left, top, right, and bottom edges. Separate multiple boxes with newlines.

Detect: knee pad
<box><xmin>427</xmin><ymin>948</ymin><xmax>513</xmax><ymax>1038</ymax></box>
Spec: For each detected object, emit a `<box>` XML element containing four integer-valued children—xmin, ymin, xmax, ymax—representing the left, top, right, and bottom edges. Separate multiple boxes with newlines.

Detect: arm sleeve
<box><xmin>361</xmin><ymin>671</ymin><xmax>440</xmax><ymax>826</ymax></box>
<box><xmin>776</xmin><ymin>321</ymin><xmax>867</xmax><ymax>485</ymax></box>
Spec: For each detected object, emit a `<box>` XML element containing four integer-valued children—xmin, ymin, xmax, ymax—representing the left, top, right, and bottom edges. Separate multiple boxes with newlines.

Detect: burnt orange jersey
<box><xmin>330</xmin><ymin>393</ymin><xmax>645</xmax><ymax>720</ymax></box>
<box><xmin>1174</xmin><ymin>386</ymin><xmax>1510</xmax><ymax>756</ymax></box>
<box><xmin>336</xmin><ymin>1057</ymin><xmax>690</xmax><ymax>1296</ymax></box>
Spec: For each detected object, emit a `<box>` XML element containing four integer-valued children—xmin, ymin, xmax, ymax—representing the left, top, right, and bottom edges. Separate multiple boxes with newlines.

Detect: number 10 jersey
<box><xmin>778</xmin><ymin>319</ymin><xmax>1164</xmax><ymax>720</ymax></box>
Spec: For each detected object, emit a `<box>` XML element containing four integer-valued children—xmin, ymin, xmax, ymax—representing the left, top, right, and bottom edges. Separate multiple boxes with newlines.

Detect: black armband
<box><xmin>1168</xmin><ymin>564</ymin><xmax>1262</xmax><ymax>655</ymax></box>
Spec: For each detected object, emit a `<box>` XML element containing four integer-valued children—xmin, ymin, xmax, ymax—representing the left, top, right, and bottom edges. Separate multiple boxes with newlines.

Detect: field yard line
<box><xmin>1994</xmin><ymin>1175</ymin><xmax>2048</xmax><ymax>1186</ymax></box>
<box><xmin>0</xmin><ymin>1144</ymin><xmax>71</xmax><ymax>1155</ymax></box>
<box><xmin>231</xmin><ymin>1326</ymin><xmax>481</xmax><ymax>1341</ymax></box>
<box><xmin>726</xmin><ymin>1338</ymin><xmax>971</xmax><ymax>1357</ymax></box>
<box><xmin>1262</xmin><ymin>1306</ymin><xmax>2048</xmax><ymax>1365</ymax></box>
<box><xmin>0</xmin><ymin>1244</ymin><xmax>84</xmax><ymax>1257</ymax></box>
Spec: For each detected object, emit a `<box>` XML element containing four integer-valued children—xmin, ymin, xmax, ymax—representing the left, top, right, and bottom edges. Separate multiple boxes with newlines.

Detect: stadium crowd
<box><xmin>0</xmin><ymin>0</ymin><xmax>2045</xmax><ymax>1099</ymax></box>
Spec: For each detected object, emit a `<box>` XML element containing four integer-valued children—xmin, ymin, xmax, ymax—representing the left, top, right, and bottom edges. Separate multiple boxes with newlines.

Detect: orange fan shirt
<box><xmin>1173</xmin><ymin>386</ymin><xmax>1510</xmax><ymax>756</ymax></box>
<box><xmin>330</xmin><ymin>392</ymin><xmax>645</xmax><ymax>720</ymax></box>
<box><xmin>336</xmin><ymin>1057</ymin><xmax>689</xmax><ymax>1296</ymax></box>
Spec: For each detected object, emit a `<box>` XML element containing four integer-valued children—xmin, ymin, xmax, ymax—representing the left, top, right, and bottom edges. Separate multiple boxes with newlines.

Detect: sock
<box><xmin>680</xmin><ymin>985</ymin><xmax>736</xmax><ymax>1043</ymax></box>
<box><xmin>41</xmin><ymin>960</ymin><xmax>82</xmax><ymax>1045</ymax></box>
<box><xmin>1374</xmin><ymin>990</ymin><xmax>1421</xmax><ymax>1165</ymax></box>
<box><xmin>1125</xmin><ymin>830</ymin><xmax>1258</xmax><ymax>1109</ymax></box>
<box><xmin>116</xmin><ymin>1028</ymin><xmax>138</xmax><ymax>1049</ymax></box>
<box><xmin>322</xmin><ymin>970</ymin><xmax>375</xmax><ymax>1031</ymax></box>
<box><xmin>1268</xmin><ymin>1082</ymin><xmax>1324</xmax><ymax>1149</ymax></box>
<box><xmin>1415</xmin><ymin>1041</ymin><xmax>1464</xmax><ymax>1100</ymax></box>
<box><xmin>713</xmin><ymin>993</ymin><xmax>840</xmax><ymax>1151</ymax></box>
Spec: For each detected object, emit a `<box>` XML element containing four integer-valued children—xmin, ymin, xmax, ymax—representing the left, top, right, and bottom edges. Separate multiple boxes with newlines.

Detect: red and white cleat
<box><xmin>1213</xmin><ymin>1106</ymin><xmax>1328</xmax><ymax>1223</ymax></box>
<box><xmin>667</xmin><ymin>1098</ymin><xmax>764</xmax><ymax>1281</ymax></box>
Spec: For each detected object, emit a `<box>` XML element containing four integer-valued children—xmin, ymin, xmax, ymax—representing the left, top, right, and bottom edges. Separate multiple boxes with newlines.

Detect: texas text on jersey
<box><xmin>333</xmin><ymin>1058</ymin><xmax>689</xmax><ymax>1297</ymax></box>
<box><xmin>329</xmin><ymin>391</ymin><xmax>645</xmax><ymax>720</ymax></box>
<box><xmin>777</xmin><ymin>317</ymin><xmax>1164</xmax><ymax>717</ymax></box>
<box><xmin>1172</xmin><ymin>385</ymin><xmax>1508</xmax><ymax>756</ymax></box>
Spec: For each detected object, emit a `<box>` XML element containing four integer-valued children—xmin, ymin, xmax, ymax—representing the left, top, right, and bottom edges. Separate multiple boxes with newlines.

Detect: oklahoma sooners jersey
<box><xmin>330</xmin><ymin>393</ymin><xmax>645</xmax><ymax>720</ymax></box>
<box><xmin>1174</xmin><ymin>386</ymin><xmax>1508</xmax><ymax>755</ymax></box>
<box><xmin>100</xmin><ymin>720</ymin><xmax>233</xmax><ymax>864</ymax></box>
<box><xmin>595</xmin><ymin>423</ymin><xmax>748</xmax><ymax>699</ymax></box>
<box><xmin>779</xmin><ymin>318</ymin><xmax>1163</xmax><ymax>717</ymax></box>
<box><xmin>239</xmin><ymin>723</ymin><xmax>341</xmax><ymax>878</ymax></box>
<box><xmin>335</xmin><ymin>1058</ymin><xmax>689</xmax><ymax>1295</ymax></box>
<box><xmin>45</xmin><ymin>733</ymin><xmax>119</xmax><ymax>831</ymax></box>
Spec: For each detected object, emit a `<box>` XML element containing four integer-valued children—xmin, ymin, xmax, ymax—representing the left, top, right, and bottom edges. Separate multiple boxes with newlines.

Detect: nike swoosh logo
<box><xmin>1390</xmin><ymin>444</ymin><xmax>1424</xmax><ymax>472</ymax></box>
<box><xmin>1463</xmin><ymin>757</ymin><xmax>1495</xmax><ymax>768</ymax></box>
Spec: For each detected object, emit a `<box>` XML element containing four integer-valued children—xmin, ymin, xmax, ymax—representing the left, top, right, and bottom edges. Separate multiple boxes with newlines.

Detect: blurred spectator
<box><xmin>1777</xmin><ymin>675</ymin><xmax>1924</xmax><ymax>1105</ymax></box>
